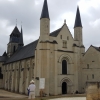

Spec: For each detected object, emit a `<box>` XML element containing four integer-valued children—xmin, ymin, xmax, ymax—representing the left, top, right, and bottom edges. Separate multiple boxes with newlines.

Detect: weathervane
<box><xmin>21</xmin><ymin>21</ymin><xmax>22</xmax><ymax>26</ymax></box>
<box><xmin>16</xmin><ymin>19</ymin><xmax>17</xmax><ymax>26</ymax></box>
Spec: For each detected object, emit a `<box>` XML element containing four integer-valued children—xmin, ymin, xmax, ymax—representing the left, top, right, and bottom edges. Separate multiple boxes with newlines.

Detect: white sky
<box><xmin>0</xmin><ymin>0</ymin><xmax>100</xmax><ymax>55</ymax></box>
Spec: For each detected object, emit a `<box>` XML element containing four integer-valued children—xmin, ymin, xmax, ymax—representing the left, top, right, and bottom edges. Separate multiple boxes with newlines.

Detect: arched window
<box><xmin>62</xmin><ymin>60</ymin><xmax>67</xmax><ymax>74</ymax></box>
<box><xmin>13</xmin><ymin>46</ymin><xmax>16</xmax><ymax>53</ymax></box>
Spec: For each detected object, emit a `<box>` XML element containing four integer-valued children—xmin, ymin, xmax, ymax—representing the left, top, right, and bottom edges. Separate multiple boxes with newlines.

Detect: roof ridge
<box><xmin>23</xmin><ymin>39</ymin><xmax>38</xmax><ymax>48</ymax></box>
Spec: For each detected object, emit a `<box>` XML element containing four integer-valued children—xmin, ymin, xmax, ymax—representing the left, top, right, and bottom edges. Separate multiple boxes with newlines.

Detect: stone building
<box><xmin>0</xmin><ymin>0</ymin><xmax>100</xmax><ymax>96</ymax></box>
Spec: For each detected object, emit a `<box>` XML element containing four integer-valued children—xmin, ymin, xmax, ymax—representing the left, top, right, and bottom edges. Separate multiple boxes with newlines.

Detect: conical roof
<box><xmin>74</xmin><ymin>6</ymin><xmax>82</xmax><ymax>28</ymax></box>
<box><xmin>40</xmin><ymin>0</ymin><xmax>50</xmax><ymax>19</ymax></box>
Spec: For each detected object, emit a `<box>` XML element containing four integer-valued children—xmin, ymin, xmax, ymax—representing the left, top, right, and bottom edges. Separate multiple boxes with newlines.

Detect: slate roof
<box><xmin>0</xmin><ymin>56</ymin><xmax>8</xmax><ymax>62</ymax></box>
<box><xmin>92</xmin><ymin>45</ymin><xmax>100</xmax><ymax>52</ymax></box>
<box><xmin>40</xmin><ymin>0</ymin><xmax>50</xmax><ymax>19</ymax></box>
<box><xmin>2</xmin><ymin>51</ymin><xmax>7</xmax><ymax>56</ymax></box>
<box><xmin>5</xmin><ymin>40</ymin><xmax>38</xmax><ymax>64</ymax></box>
<box><xmin>50</xmin><ymin>27</ymin><xmax>62</xmax><ymax>37</ymax></box>
<box><xmin>74</xmin><ymin>6</ymin><xmax>82</xmax><ymax>28</ymax></box>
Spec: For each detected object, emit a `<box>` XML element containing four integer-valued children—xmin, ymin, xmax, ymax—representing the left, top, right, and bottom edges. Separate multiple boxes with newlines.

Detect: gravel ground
<box><xmin>49</xmin><ymin>97</ymin><xmax>86</xmax><ymax>100</ymax></box>
<box><xmin>0</xmin><ymin>89</ymin><xmax>86</xmax><ymax>100</ymax></box>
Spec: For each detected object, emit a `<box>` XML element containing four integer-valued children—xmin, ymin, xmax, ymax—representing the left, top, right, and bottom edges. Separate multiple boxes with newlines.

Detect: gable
<box><xmin>83</xmin><ymin>45</ymin><xmax>100</xmax><ymax>68</ymax></box>
<box><xmin>57</xmin><ymin>24</ymin><xmax>73</xmax><ymax>40</ymax></box>
<box><xmin>55</xmin><ymin>24</ymin><xmax>74</xmax><ymax>50</ymax></box>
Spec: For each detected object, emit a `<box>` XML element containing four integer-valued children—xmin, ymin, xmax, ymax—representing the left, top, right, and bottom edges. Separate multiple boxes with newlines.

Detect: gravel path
<box><xmin>49</xmin><ymin>97</ymin><xmax>86</xmax><ymax>100</ymax></box>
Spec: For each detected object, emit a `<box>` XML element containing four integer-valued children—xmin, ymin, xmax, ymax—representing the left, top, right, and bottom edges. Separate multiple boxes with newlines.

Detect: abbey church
<box><xmin>0</xmin><ymin>0</ymin><xmax>100</xmax><ymax>96</ymax></box>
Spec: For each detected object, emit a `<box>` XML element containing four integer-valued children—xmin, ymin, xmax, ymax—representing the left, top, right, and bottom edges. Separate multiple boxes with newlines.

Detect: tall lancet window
<box><xmin>62</xmin><ymin>60</ymin><xmax>67</xmax><ymax>74</ymax></box>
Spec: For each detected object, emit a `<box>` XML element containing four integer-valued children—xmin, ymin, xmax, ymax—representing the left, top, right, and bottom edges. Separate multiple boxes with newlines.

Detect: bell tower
<box><xmin>7</xmin><ymin>26</ymin><xmax>24</xmax><ymax>57</ymax></box>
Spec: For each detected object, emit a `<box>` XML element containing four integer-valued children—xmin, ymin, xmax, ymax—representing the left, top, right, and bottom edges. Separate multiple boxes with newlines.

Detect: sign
<box><xmin>39</xmin><ymin>78</ymin><xmax>45</xmax><ymax>89</ymax></box>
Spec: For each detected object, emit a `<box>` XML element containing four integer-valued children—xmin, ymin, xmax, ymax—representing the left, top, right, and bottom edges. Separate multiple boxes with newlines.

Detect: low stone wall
<box><xmin>86</xmin><ymin>82</ymin><xmax>100</xmax><ymax>100</ymax></box>
<box><xmin>0</xmin><ymin>79</ymin><xmax>3</xmax><ymax>88</ymax></box>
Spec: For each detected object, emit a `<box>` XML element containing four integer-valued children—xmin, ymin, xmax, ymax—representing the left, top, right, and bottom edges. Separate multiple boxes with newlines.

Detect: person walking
<box><xmin>28</xmin><ymin>80</ymin><xmax>36</xmax><ymax>100</ymax></box>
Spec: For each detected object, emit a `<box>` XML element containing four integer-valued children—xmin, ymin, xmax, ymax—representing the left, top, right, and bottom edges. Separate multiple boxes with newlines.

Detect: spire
<box><xmin>74</xmin><ymin>6</ymin><xmax>82</xmax><ymax>28</ymax></box>
<box><xmin>19</xmin><ymin>25</ymin><xmax>24</xmax><ymax>46</ymax></box>
<box><xmin>40</xmin><ymin>0</ymin><xmax>50</xmax><ymax>19</ymax></box>
<box><xmin>16</xmin><ymin>19</ymin><xmax>17</xmax><ymax>26</ymax></box>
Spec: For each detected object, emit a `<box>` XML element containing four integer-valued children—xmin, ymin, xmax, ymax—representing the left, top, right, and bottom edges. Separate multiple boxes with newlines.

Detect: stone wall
<box><xmin>86</xmin><ymin>82</ymin><xmax>100</xmax><ymax>100</ymax></box>
<box><xmin>0</xmin><ymin>79</ymin><xmax>3</xmax><ymax>88</ymax></box>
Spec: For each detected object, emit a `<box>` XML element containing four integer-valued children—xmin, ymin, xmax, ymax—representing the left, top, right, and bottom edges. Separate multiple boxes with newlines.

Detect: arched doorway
<box><xmin>62</xmin><ymin>82</ymin><xmax>67</xmax><ymax>94</ymax></box>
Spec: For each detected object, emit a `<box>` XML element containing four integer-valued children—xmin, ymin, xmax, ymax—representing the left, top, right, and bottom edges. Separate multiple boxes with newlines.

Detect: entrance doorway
<box><xmin>62</xmin><ymin>82</ymin><xmax>67</xmax><ymax>94</ymax></box>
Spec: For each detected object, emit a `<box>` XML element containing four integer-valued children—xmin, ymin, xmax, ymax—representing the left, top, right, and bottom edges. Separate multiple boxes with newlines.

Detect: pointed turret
<box><xmin>40</xmin><ymin>0</ymin><xmax>50</xmax><ymax>41</ymax></box>
<box><xmin>40</xmin><ymin>0</ymin><xmax>50</xmax><ymax>19</ymax></box>
<box><xmin>74</xmin><ymin>6</ymin><xmax>82</xmax><ymax>28</ymax></box>
<box><xmin>74</xmin><ymin>6</ymin><xmax>83</xmax><ymax>46</ymax></box>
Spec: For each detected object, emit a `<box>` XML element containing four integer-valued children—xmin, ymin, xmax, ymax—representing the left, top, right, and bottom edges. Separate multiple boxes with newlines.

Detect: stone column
<box><xmin>5</xmin><ymin>69</ymin><xmax>7</xmax><ymax>90</ymax></box>
<box><xmin>54</xmin><ymin>48</ymin><xmax>58</xmax><ymax>95</ymax></box>
<box><xmin>9</xmin><ymin>66</ymin><xmax>12</xmax><ymax>91</ymax></box>
<box><xmin>19</xmin><ymin>67</ymin><xmax>24</xmax><ymax>94</ymax></box>
<box><xmin>3</xmin><ymin>67</ymin><xmax>5</xmax><ymax>89</ymax></box>
<box><xmin>2</xmin><ymin>67</ymin><xmax>5</xmax><ymax>89</ymax></box>
<box><xmin>15</xmin><ymin>68</ymin><xmax>19</xmax><ymax>92</ymax></box>
<box><xmin>11</xmin><ymin>69</ymin><xmax>14</xmax><ymax>92</ymax></box>
<box><xmin>25</xmin><ymin>67</ymin><xmax>29</xmax><ymax>94</ymax></box>
<box><xmin>7</xmin><ymin>67</ymin><xmax>10</xmax><ymax>90</ymax></box>
<box><xmin>32</xmin><ymin>63</ymin><xmax>34</xmax><ymax>79</ymax></box>
<box><xmin>13</xmin><ymin>67</ymin><xmax>16</xmax><ymax>92</ymax></box>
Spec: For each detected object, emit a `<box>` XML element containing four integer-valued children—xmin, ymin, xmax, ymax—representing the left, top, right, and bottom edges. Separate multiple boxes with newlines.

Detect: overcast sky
<box><xmin>0</xmin><ymin>0</ymin><xmax>100</xmax><ymax>55</ymax></box>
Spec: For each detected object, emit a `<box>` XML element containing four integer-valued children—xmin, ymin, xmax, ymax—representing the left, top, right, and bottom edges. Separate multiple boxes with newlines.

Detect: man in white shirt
<box><xmin>28</xmin><ymin>80</ymin><xmax>36</xmax><ymax>100</ymax></box>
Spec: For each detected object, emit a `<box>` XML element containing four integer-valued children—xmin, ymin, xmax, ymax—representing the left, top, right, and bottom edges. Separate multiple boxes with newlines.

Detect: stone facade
<box><xmin>2</xmin><ymin>58</ymin><xmax>35</xmax><ymax>94</ymax></box>
<box><xmin>0</xmin><ymin>0</ymin><xmax>100</xmax><ymax>97</ymax></box>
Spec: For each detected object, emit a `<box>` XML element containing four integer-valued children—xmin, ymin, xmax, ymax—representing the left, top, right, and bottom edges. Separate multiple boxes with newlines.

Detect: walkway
<box><xmin>49</xmin><ymin>97</ymin><xmax>86</xmax><ymax>100</ymax></box>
